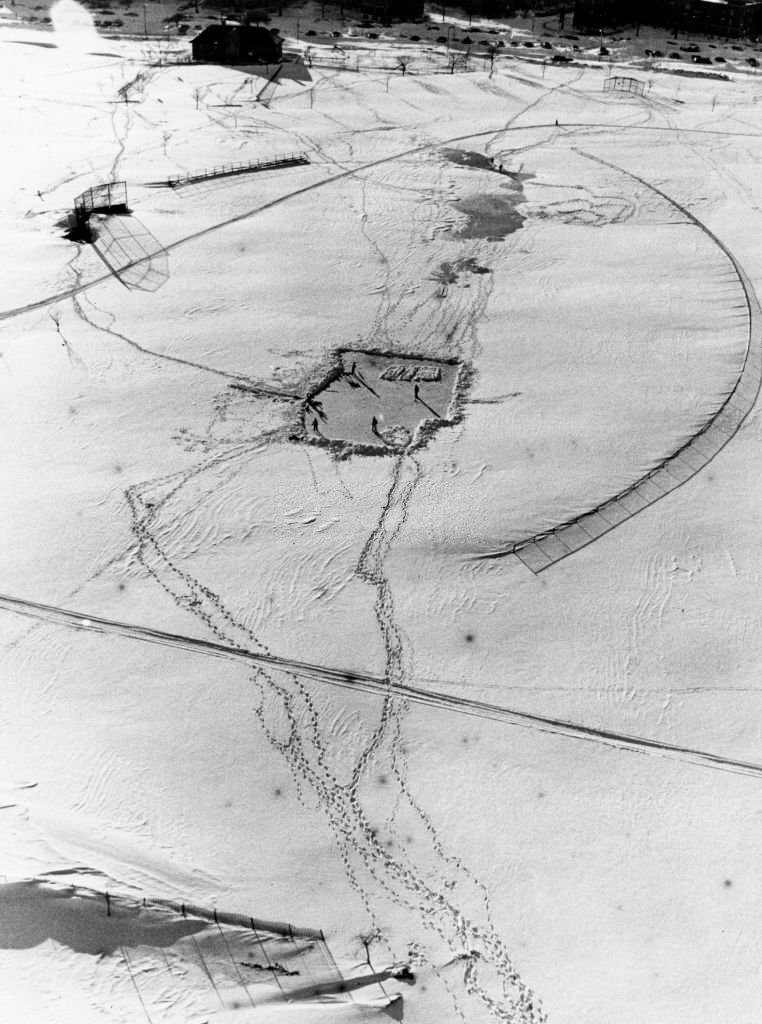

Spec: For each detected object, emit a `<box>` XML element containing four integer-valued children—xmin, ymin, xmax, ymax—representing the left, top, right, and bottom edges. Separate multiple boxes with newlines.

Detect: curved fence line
<box><xmin>497</xmin><ymin>151</ymin><xmax>762</xmax><ymax>574</ymax></box>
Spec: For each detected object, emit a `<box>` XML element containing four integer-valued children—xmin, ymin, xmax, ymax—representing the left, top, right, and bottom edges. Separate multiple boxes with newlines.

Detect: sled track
<box><xmin>480</xmin><ymin>150</ymin><xmax>762</xmax><ymax>574</ymax></box>
<box><xmin>3</xmin><ymin>120</ymin><xmax>762</xmax><ymax>324</ymax></box>
<box><xmin>2</xmin><ymin>592</ymin><xmax>762</xmax><ymax>779</ymax></box>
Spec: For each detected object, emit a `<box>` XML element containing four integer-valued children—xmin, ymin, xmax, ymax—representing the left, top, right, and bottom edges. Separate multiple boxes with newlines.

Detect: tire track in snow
<box><xmin>2</xmin><ymin>594</ymin><xmax>762</xmax><ymax>774</ymax></box>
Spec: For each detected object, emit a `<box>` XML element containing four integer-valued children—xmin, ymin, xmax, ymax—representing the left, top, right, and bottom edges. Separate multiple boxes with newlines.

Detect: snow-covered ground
<box><xmin>3</xmin><ymin>7</ymin><xmax>762</xmax><ymax>1023</ymax></box>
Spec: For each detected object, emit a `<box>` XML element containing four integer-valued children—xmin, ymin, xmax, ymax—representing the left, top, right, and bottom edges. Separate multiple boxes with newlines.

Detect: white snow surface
<box><xmin>2</xmin><ymin>14</ymin><xmax>762</xmax><ymax>1024</ymax></box>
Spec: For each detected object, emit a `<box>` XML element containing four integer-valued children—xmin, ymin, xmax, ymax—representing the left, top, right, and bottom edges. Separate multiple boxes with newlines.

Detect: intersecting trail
<box><xmin>1</xmin><ymin>591</ymin><xmax>760</xmax><ymax>779</ymax></box>
<box><xmin>3</xmin><ymin>120</ymin><xmax>760</xmax><ymax>324</ymax></box>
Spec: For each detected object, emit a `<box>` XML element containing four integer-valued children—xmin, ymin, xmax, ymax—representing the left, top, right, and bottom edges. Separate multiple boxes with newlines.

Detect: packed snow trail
<box><xmin>94</xmin><ymin>138</ymin><xmax>546</xmax><ymax>1019</ymax></box>
<box><xmin>2</xmin><ymin>591</ymin><xmax>762</xmax><ymax>779</ymax></box>
<box><xmin>119</xmin><ymin>453</ymin><xmax>548</xmax><ymax>1020</ymax></box>
<box><xmin>4</xmin><ymin>119</ymin><xmax>762</xmax><ymax>323</ymax></box>
<box><xmin>250</xmin><ymin>450</ymin><xmax>547</xmax><ymax>1024</ymax></box>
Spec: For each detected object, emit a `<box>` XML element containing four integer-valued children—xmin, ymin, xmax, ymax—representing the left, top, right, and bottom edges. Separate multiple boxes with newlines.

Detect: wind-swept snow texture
<box><xmin>3</xmin><ymin>14</ymin><xmax>762</xmax><ymax>1024</ymax></box>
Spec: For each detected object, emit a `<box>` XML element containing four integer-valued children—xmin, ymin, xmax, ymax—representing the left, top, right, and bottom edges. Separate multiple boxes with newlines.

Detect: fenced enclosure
<box><xmin>0</xmin><ymin>879</ymin><xmax>357</xmax><ymax>1023</ymax></box>
<box><xmin>73</xmin><ymin>180</ymin><xmax>128</xmax><ymax>221</ymax></box>
<box><xmin>603</xmin><ymin>75</ymin><xmax>646</xmax><ymax>96</ymax></box>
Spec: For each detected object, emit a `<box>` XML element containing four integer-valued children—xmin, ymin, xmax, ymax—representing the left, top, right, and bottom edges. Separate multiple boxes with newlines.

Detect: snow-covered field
<box><xmin>3</xmin><ymin>6</ymin><xmax>762</xmax><ymax>1023</ymax></box>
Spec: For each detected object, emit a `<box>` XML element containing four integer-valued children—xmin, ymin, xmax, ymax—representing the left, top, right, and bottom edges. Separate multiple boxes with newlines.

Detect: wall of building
<box><xmin>574</xmin><ymin>0</ymin><xmax>762</xmax><ymax>37</ymax></box>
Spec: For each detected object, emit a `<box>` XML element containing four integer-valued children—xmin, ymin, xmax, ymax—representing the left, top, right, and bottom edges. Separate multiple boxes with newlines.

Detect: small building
<box><xmin>191</xmin><ymin>24</ymin><xmax>282</xmax><ymax>65</ymax></box>
<box><xmin>671</xmin><ymin>0</ymin><xmax>762</xmax><ymax>38</ymax></box>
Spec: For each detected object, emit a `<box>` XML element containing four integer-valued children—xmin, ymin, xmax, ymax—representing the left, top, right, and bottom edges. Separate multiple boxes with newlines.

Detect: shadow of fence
<box><xmin>0</xmin><ymin>878</ymin><xmax>361</xmax><ymax>1022</ymax></box>
<box><xmin>92</xmin><ymin>214</ymin><xmax>169</xmax><ymax>292</ymax></box>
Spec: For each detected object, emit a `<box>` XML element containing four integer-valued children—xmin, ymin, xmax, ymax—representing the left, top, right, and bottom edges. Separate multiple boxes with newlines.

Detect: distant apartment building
<box><xmin>574</xmin><ymin>0</ymin><xmax>762</xmax><ymax>37</ymax></box>
<box><xmin>250</xmin><ymin>0</ymin><xmax>424</xmax><ymax>20</ymax></box>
